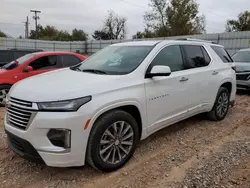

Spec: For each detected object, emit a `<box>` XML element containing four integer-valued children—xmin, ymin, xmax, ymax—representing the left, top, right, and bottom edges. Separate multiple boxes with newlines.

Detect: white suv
<box><xmin>4</xmin><ymin>39</ymin><xmax>236</xmax><ymax>172</ymax></box>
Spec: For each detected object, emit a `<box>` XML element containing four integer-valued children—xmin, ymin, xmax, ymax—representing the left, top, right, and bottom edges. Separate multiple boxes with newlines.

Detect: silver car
<box><xmin>233</xmin><ymin>49</ymin><xmax>250</xmax><ymax>90</ymax></box>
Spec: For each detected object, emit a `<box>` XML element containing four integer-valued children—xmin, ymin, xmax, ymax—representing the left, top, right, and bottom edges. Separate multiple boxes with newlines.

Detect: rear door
<box><xmin>180</xmin><ymin>45</ymin><xmax>219</xmax><ymax>109</ymax></box>
<box><xmin>60</xmin><ymin>55</ymin><xmax>82</xmax><ymax>68</ymax></box>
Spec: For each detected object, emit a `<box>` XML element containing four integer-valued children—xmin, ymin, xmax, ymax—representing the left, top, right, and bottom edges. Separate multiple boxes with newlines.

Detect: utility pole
<box><xmin>30</xmin><ymin>9</ymin><xmax>41</xmax><ymax>39</ymax></box>
<box><xmin>23</xmin><ymin>16</ymin><xmax>29</xmax><ymax>39</ymax></box>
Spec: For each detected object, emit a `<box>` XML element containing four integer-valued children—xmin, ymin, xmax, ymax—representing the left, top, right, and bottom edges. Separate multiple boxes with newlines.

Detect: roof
<box><xmin>111</xmin><ymin>39</ymin><xmax>224</xmax><ymax>47</ymax></box>
<box><xmin>32</xmin><ymin>51</ymin><xmax>81</xmax><ymax>56</ymax></box>
<box><xmin>112</xmin><ymin>40</ymin><xmax>162</xmax><ymax>46</ymax></box>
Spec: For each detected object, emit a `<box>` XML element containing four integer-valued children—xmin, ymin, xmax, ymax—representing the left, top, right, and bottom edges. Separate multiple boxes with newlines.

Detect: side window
<box><xmin>61</xmin><ymin>55</ymin><xmax>81</xmax><ymax>67</ymax></box>
<box><xmin>29</xmin><ymin>55</ymin><xmax>58</xmax><ymax>70</ymax></box>
<box><xmin>182</xmin><ymin>45</ymin><xmax>209</xmax><ymax>68</ymax></box>
<box><xmin>149</xmin><ymin>45</ymin><xmax>184</xmax><ymax>72</ymax></box>
<box><xmin>211</xmin><ymin>46</ymin><xmax>233</xmax><ymax>63</ymax></box>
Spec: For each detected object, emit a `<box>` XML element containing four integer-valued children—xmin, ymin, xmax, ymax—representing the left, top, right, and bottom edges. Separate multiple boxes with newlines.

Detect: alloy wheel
<box><xmin>216</xmin><ymin>92</ymin><xmax>229</xmax><ymax>117</ymax></box>
<box><xmin>99</xmin><ymin>121</ymin><xmax>134</xmax><ymax>164</ymax></box>
<box><xmin>0</xmin><ymin>89</ymin><xmax>9</xmax><ymax>105</ymax></box>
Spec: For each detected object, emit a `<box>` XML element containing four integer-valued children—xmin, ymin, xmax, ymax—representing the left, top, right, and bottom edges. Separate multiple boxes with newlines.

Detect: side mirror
<box><xmin>24</xmin><ymin>66</ymin><xmax>33</xmax><ymax>72</ymax></box>
<box><xmin>146</xmin><ymin>65</ymin><xmax>171</xmax><ymax>78</ymax></box>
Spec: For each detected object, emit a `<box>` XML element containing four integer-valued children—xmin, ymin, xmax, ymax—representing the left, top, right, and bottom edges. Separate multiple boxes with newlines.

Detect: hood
<box><xmin>10</xmin><ymin>68</ymin><xmax>125</xmax><ymax>102</ymax></box>
<box><xmin>235</xmin><ymin>62</ymin><xmax>250</xmax><ymax>73</ymax></box>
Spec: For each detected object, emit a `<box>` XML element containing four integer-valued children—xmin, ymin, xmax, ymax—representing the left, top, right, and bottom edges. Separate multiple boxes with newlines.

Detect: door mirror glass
<box><xmin>24</xmin><ymin>66</ymin><xmax>33</xmax><ymax>72</ymax></box>
<box><xmin>146</xmin><ymin>65</ymin><xmax>171</xmax><ymax>78</ymax></box>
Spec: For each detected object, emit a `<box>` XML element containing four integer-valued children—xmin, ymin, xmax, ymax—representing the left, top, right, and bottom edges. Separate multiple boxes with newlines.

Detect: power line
<box><xmin>0</xmin><ymin>22</ymin><xmax>23</xmax><ymax>25</ymax></box>
<box><xmin>205</xmin><ymin>10</ymin><xmax>229</xmax><ymax>20</ymax></box>
<box><xmin>119</xmin><ymin>0</ymin><xmax>148</xmax><ymax>9</ymax></box>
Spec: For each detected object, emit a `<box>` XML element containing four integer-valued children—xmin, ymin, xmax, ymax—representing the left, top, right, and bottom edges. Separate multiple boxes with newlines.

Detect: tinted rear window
<box><xmin>211</xmin><ymin>46</ymin><xmax>233</xmax><ymax>63</ymax></box>
<box><xmin>182</xmin><ymin>45</ymin><xmax>210</xmax><ymax>68</ymax></box>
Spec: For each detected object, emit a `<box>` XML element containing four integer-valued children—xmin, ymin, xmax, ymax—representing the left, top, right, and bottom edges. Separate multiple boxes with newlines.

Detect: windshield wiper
<box><xmin>82</xmin><ymin>69</ymin><xmax>107</xmax><ymax>75</ymax></box>
<box><xmin>70</xmin><ymin>66</ymin><xmax>81</xmax><ymax>71</ymax></box>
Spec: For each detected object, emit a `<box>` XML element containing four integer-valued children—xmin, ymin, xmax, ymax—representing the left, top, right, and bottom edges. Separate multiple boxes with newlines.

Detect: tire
<box><xmin>86</xmin><ymin>110</ymin><xmax>139</xmax><ymax>172</ymax></box>
<box><xmin>0</xmin><ymin>85</ymin><xmax>11</xmax><ymax>106</ymax></box>
<box><xmin>207</xmin><ymin>87</ymin><xmax>230</xmax><ymax>121</ymax></box>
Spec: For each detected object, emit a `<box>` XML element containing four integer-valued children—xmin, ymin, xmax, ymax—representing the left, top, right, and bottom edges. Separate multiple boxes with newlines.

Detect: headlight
<box><xmin>37</xmin><ymin>96</ymin><xmax>92</xmax><ymax>111</ymax></box>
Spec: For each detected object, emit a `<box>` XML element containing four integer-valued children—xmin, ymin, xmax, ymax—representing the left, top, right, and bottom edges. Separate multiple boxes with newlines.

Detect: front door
<box><xmin>145</xmin><ymin>45</ymin><xmax>191</xmax><ymax>134</ymax></box>
<box><xmin>21</xmin><ymin>55</ymin><xmax>59</xmax><ymax>80</ymax></box>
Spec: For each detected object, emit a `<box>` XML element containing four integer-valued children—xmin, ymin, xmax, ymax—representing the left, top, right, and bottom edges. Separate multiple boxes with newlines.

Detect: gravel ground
<box><xmin>0</xmin><ymin>93</ymin><xmax>250</xmax><ymax>188</ymax></box>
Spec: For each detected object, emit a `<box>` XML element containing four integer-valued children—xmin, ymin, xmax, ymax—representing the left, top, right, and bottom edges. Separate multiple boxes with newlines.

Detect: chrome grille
<box><xmin>6</xmin><ymin>98</ymin><xmax>35</xmax><ymax>130</ymax></box>
<box><xmin>10</xmin><ymin>97</ymin><xmax>32</xmax><ymax>107</ymax></box>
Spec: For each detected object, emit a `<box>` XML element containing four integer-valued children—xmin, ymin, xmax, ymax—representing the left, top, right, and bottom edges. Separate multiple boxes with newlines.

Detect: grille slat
<box><xmin>10</xmin><ymin>97</ymin><xmax>32</xmax><ymax>107</ymax></box>
<box><xmin>9</xmin><ymin>105</ymin><xmax>33</xmax><ymax>114</ymax></box>
<box><xmin>7</xmin><ymin>97</ymin><xmax>34</xmax><ymax>130</ymax></box>
<box><xmin>9</xmin><ymin>116</ymin><xmax>29</xmax><ymax>125</ymax></box>
<box><xmin>9</xmin><ymin>118</ymin><xmax>27</xmax><ymax>128</ymax></box>
<box><xmin>8</xmin><ymin>112</ymin><xmax>30</xmax><ymax>121</ymax></box>
<box><xmin>7</xmin><ymin>109</ymin><xmax>31</xmax><ymax>117</ymax></box>
<box><xmin>236</xmin><ymin>74</ymin><xmax>250</xmax><ymax>81</ymax></box>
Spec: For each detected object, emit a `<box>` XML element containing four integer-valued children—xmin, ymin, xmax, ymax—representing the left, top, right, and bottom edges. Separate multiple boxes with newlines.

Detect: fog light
<box><xmin>47</xmin><ymin>129</ymin><xmax>71</xmax><ymax>149</ymax></box>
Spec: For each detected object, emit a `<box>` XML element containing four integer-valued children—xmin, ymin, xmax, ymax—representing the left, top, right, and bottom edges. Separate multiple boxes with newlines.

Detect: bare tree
<box><xmin>93</xmin><ymin>10</ymin><xmax>127</xmax><ymax>40</ymax></box>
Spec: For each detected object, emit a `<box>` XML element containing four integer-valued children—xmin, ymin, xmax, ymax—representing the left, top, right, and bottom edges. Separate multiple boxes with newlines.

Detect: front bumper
<box><xmin>4</xmin><ymin>111</ymin><xmax>91</xmax><ymax>167</ymax></box>
<box><xmin>6</xmin><ymin>130</ymin><xmax>44</xmax><ymax>163</ymax></box>
<box><xmin>237</xmin><ymin>80</ymin><xmax>250</xmax><ymax>90</ymax></box>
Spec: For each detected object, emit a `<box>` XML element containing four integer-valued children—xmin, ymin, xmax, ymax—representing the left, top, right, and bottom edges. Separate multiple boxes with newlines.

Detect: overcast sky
<box><xmin>0</xmin><ymin>0</ymin><xmax>249</xmax><ymax>39</ymax></box>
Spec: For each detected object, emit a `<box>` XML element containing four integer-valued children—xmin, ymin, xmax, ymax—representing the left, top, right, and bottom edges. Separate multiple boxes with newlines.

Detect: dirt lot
<box><xmin>1</xmin><ymin>93</ymin><xmax>250</xmax><ymax>188</ymax></box>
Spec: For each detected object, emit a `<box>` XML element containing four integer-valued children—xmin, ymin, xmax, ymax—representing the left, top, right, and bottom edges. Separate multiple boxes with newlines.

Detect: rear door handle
<box><xmin>212</xmin><ymin>71</ymin><xmax>219</xmax><ymax>75</ymax></box>
<box><xmin>180</xmin><ymin>77</ymin><xmax>189</xmax><ymax>82</ymax></box>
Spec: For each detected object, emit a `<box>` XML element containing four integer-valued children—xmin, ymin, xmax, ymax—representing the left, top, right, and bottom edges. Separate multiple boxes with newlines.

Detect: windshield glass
<box><xmin>74</xmin><ymin>46</ymin><xmax>153</xmax><ymax>75</ymax></box>
<box><xmin>2</xmin><ymin>53</ymin><xmax>35</xmax><ymax>70</ymax></box>
<box><xmin>232</xmin><ymin>51</ymin><xmax>250</xmax><ymax>62</ymax></box>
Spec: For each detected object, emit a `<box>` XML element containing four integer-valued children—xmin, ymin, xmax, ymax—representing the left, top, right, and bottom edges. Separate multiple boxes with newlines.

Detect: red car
<box><xmin>0</xmin><ymin>51</ymin><xmax>86</xmax><ymax>104</ymax></box>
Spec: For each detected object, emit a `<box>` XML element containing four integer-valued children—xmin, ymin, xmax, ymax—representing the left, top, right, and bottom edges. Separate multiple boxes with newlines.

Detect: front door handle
<box><xmin>212</xmin><ymin>71</ymin><xmax>219</xmax><ymax>75</ymax></box>
<box><xmin>180</xmin><ymin>77</ymin><xmax>189</xmax><ymax>82</ymax></box>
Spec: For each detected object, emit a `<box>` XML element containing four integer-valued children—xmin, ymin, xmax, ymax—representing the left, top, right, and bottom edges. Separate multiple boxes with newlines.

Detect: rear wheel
<box><xmin>87</xmin><ymin>110</ymin><xmax>139</xmax><ymax>172</ymax></box>
<box><xmin>207</xmin><ymin>87</ymin><xmax>230</xmax><ymax>121</ymax></box>
<box><xmin>0</xmin><ymin>85</ymin><xmax>11</xmax><ymax>106</ymax></box>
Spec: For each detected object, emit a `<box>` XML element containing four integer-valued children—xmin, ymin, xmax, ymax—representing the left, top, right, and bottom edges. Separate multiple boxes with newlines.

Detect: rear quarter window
<box><xmin>211</xmin><ymin>46</ymin><xmax>233</xmax><ymax>63</ymax></box>
<box><xmin>61</xmin><ymin>55</ymin><xmax>81</xmax><ymax>67</ymax></box>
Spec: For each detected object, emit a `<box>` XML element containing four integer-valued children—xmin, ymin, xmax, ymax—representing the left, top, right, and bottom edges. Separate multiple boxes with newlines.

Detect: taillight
<box><xmin>231</xmin><ymin>66</ymin><xmax>236</xmax><ymax>71</ymax></box>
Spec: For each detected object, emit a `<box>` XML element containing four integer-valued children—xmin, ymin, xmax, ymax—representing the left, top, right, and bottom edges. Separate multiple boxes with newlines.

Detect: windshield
<box><xmin>2</xmin><ymin>53</ymin><xmax>35</xmax><ymax>70</ymax></box>
<box><xmin>232</xmin><ymin>51</ymin><xmax>250</xmax><ymax>62</ymax></box>
<box><xmin>73</xmin><ymin>46</ymin><xmax>153</xmax><ymax>75</ymax></box>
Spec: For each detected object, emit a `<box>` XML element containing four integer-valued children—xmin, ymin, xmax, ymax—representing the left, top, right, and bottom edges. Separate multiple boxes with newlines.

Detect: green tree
<box><xmin>92</xmin><ymin>10</ymin><xmax>127</xmax><ymax>40</ymax></box>
<box><xmin>226</xmin><ymin>11</ymin><xmax>250</xmax><ymax>32</ymax></box>
<box><xmin>0</xmin><ymin>30</ymin><xmax>7</xmax><ymax>37</ymax></box>
<box><xmin>71</xmin><ymin>29</ymin><xmax>88</xmax><ymax>41</ymax></box>
<box><xmin>92</xmin><ymin>30</ymin><xmax>110</xmax><ymax>40</ymax></box>
<box><xmin>30</xmin><ymin>25</ymin><xmax>87</xmax><ymax>41</ymax></box>
<box><xmin>142</xmin><ymin>0</ymin><xmax>206</xmax><ymax>37</ymax></box>
<box><xmin>132</xmin><ymin>29</ymin><xmax>156</xmax><ymax>39</ymax></box>
<box><xmin>30</xmin><ymin>25</ymin><xmax>45</xmax><ymax>39</ymax></box>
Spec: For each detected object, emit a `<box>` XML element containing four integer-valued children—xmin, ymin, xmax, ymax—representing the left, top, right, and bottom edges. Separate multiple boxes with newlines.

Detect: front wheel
<box><xmin>86</xmin><ymin>110</ymin><xmax>139</xmax><ymax>172</ymax></box>
<box><xmin>0</xmin><ymin>85</ymin><xmax>11</xmax><ymax>106</ymax></box>
<box><xmin>207</xmin><ymin>87</ymin><xmax>230</xmax><ymax>121</ymax></box>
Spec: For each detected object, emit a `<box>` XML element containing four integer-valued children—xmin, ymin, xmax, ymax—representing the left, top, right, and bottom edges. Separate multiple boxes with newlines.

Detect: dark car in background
<box><xmin>0</xmin><ymin>49</ymin><xmax>43</xmax><ymax>66</ymax></box>
<box><xmin>232</xmin><ymin>49</ymin><xmax>250</xmax><ymax>90</ymax></box>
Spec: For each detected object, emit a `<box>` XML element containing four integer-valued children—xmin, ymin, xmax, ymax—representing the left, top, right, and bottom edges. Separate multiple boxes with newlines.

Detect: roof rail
<box><xmin>175</xmin><ymin>38</ymin><xmax>217</xmax><ymax>44</ymax></box>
